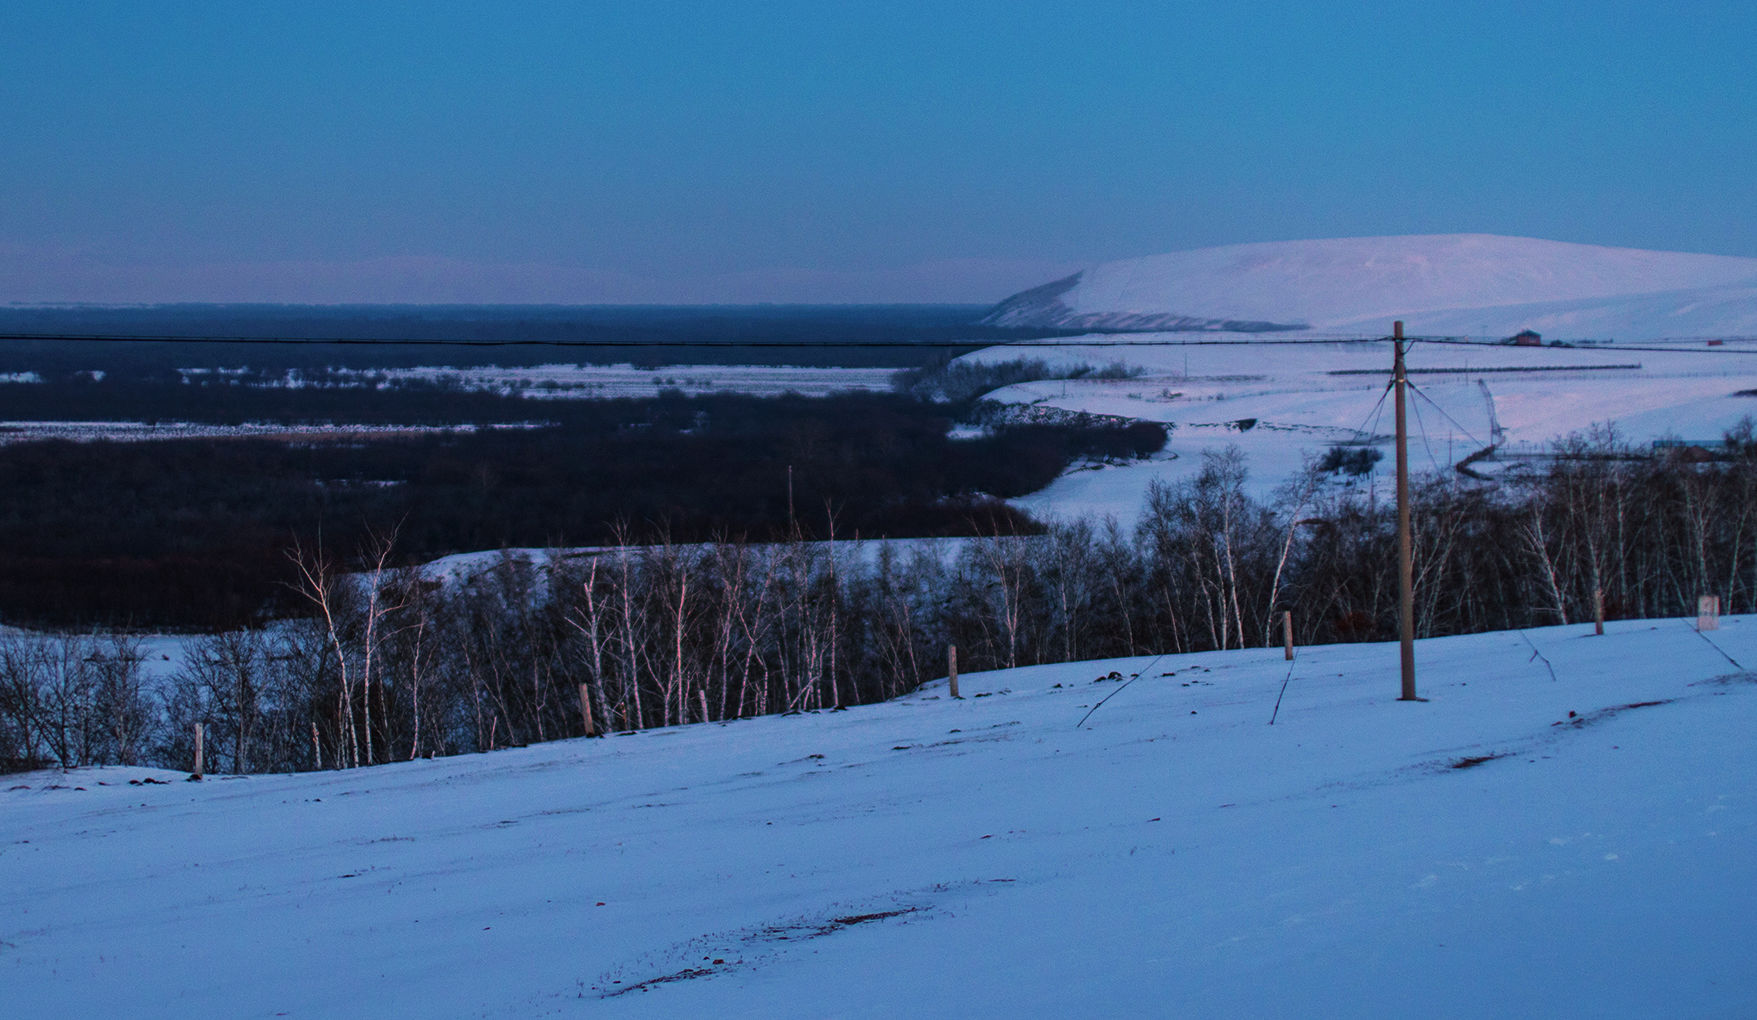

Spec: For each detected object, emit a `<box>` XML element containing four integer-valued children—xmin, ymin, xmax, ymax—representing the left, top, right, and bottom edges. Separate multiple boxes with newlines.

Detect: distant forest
<box><xmin>0</xmin><ymin>303</ymin><xmax>1075</xmax><ymax>372</ymax></box>
<box><xmin>0</xmin><ymin>385</ymin><xmax>1165</xmax><ymax>629</ymax></box>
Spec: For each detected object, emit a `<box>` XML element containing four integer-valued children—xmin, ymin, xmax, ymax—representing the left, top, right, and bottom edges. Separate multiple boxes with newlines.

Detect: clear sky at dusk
<box><xmin>3</xmin><ymin>1</ymin><xmax>1754</xmax><ymax>304</ymax></box>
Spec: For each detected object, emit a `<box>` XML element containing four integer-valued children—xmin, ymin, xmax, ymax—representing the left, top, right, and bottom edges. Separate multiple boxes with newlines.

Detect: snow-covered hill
<box><xmin>961</xmin><ymin>235</ymin><xmax>1757</xmax><ymax>516</ymax></box>
<box><xmin>6</xmin><ymin>618</ymin><xmax>1755</xmax><ymax>1016</ymax></box>
<box><xmin>984</xmin><ymin>234</ymin><xmax>1757</xmax><ymax>340</ymax></box>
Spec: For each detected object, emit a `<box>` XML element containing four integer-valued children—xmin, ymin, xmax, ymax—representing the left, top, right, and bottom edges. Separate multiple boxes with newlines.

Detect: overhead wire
<box><xmin>1407</xmin><ymin>381</ymin><xmax>1487</xmax><ymax>448</ymax></box>
<box><xmin>1406</xmin><ymin>382</ymin><xmax>1445</xmax><ymax>475</ymax></box>
<box><xmin>1410</xmin><ymin>336</ymin><xmax>1757</xmax><ymax>356</ymax></box>
<box><xmin>5</xmin><ymin>330</ymin><xmax>1757</xmax><ymax>353</ymax></box>
<box><xmin>1359</xmin><ymin>381</ymin><xmax>1392</xmax><ymax>443</ymax></box>
<box><xmin>0</xmin><ymin>332</ymin><xmax>1390</xmax><ymax>349</ymax></box>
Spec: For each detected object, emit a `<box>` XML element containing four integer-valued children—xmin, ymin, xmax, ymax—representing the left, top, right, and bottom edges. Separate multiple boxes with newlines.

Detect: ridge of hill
<box><xmin>984</xmin><ymin>234</ymin><xmax>1757</xmax><ymax>339</ymax></box>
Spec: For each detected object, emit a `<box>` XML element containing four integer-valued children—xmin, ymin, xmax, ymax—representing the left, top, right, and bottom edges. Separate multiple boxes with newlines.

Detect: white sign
<box><xmin>1697</xmin><ymin>595</ymin><xmax>1721</xmax><ymax>631</ymax></box>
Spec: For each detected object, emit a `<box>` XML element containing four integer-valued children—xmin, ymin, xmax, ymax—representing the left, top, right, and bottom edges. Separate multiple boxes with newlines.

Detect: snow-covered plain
<box><xmin>964</xmin><ymin>335</ymin><xmax>1757</xmax><ymax>511</ymax></box>
<box><xmin>6</xmin><ymin>618</ymin><xmax>1754</xmax><ymax>1016</ymax></box>
<box><xmin>297</xmin><ymin>363</ymin><xmax>901</xmax><ymax>399</ymax></box>
<box><xmin>970</xmin><ymin>233</ymin><xmax>1757</xmax><ymax>514</ymax></box>
<box><xmin>0</xmin><ymin>420</ymin><xmax>551</xmax><ymax>446</ymax></box>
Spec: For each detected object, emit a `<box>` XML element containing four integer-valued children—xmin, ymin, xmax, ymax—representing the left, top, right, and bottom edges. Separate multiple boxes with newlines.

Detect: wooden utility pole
<box><xmin>1393</xmin><ymin>322</ymin><xmax>1419</xmax><ymax>701</ymax></box>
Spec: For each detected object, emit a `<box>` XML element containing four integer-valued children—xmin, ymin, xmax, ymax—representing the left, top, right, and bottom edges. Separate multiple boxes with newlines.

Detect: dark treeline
<box><xmin>8</xmin><ymin>431</ymin><xmax>1757</xmax><ymax>775</ymax></box>
<box><xmin>0</xmin><ymin>304</ymin><xmax>1073</xmax><ymax>373</ymax></box>
<box><xmin>0</xmin><ymin>390</ymin><xmax>1165</xmax><ymax>629</ymax></box>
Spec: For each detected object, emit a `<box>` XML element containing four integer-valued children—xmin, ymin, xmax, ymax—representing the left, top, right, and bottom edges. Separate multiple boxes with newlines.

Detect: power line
<box><xmin>6</xmin><ymin>329</ymin><xmax>1757</xmax><ymax>354</ymax></box>
<box><xmin>0</xmin><ymin>331</ymin><xmax>1389</xmax><ymax>349</ymax></box>
<box><xmin>1351</xmin><ymin>380</ymin><xmax>1393</xmax><ymax>443</ymax></box>
<box><xmin>1406</xmin><ymin>380</ymin><xmax>1487</xmax><ymax>448</ymax></box>
<box><xmin>1407</xmin><ymin>384</ymin><xmax>1445</xmax><ymax>475</ymax></box>
<box><xmin>1414</xmin><ymin>336</ymin><xmax>1757</xmax><ymax>355</ymax></box>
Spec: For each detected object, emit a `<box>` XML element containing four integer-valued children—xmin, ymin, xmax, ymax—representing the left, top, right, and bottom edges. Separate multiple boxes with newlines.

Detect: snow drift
<box><xmin>983</xmin><ymin>234</ymin><xmax>1757</xmax><ymax>339</ymax></box>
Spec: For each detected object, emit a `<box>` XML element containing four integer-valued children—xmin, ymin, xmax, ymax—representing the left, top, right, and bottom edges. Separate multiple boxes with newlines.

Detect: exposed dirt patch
<box><xmin>597</xmin><ymin>905</ymin><xmax>922</xmax><ymax>997</ymax></box>
<box><xmin>1552</xmin><ymin>699</ymin><xmax>1675</xmax><ymax>729</ymax></box>
<box><xmin>589</xmin><ymin>880</ymin><xmax>1017</xmax><ymax>1001</ymax></box>
<box><xmin>753</xmin><ymin>907</ymin><xmax>919</xmax><ymax>943</ymax></box>
<box><xmin>1694</xmin><ymin>672</ymin><xmax>1757</xmax><ymax>687</ymax></box>
<box><xmin>1450</xmin><ymin>753</ymin><xmax>1504</xmax><ymax>770</ymax></box>
<box><xmin>601</xmin><ymin>967</ymin><xmax>716</xmax><ymax>997</ymax></box>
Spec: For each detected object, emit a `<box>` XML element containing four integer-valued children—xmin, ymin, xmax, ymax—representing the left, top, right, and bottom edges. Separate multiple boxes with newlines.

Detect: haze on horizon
<box><xmin>3</xmin><ymin>1</ymin><xmax>1755</xmax><ymax>306</ymax></box>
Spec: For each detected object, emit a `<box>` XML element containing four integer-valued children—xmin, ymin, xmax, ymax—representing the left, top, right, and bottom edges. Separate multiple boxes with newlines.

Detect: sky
<box><xmin>2</xmin><ymin>1</ymin><xmax>1755</xmax><ymax>305</ymax></box>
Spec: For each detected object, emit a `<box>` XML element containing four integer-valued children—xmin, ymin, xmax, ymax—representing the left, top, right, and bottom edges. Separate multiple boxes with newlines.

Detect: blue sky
<box><xmin>3</xmin><ymin>1</ymin><xmax>1754</xmax><ymax>303</ymax></box>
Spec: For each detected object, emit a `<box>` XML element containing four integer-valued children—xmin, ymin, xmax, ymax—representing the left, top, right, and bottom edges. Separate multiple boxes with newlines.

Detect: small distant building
<box><xmin>1505</xmin><ymin>329</ymin><xmax>1542</xmax><ymax>346</ymax></box>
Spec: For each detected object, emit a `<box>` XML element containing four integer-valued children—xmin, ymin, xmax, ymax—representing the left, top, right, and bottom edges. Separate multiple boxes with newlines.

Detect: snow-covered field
<box><xmin>967</xmin><ymin>335</ymin><xmax>1757</xmax><ymax>512</ymax></box>
<box><xmin>0</xmin><ymin>364</ymin><xmax>900</xmax><ymax>443</ymax></box>
<box><xmin>0</xmin><ymin>420</ymin><xmax>550</xmax><ymax>445</ymax></box>
<box><xmin>6</xmin><ymin>617</ymin><xmax>1754</xmax><ymax>1016</ymax></box>
<box><xmin>306</xmin><ymin>363</ymin><xmax>901</xmax><ymax>399</ymax></box>
<box><xmin>970</xmin><ymin>233</ymin><xmax>1757</xmax><ymax>516</ymax></box>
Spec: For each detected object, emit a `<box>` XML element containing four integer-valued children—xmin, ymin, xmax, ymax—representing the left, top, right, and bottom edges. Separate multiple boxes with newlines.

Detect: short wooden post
<box><xmin>1593</xmin><ymin>588</ymin><xmax>1605</xmax><ymax>636</ymax></box>
<box><xmin>1698</xmin><ymin>595</ymin><xmax>1721</xmax><ymax>631</ymax></box>
<box><xmin>1282</xmin><ymin>610</ymin><xmax>1294</xmax><ymax>660</ymax></box>
<box><xmin>947</xmin><ymin>645</ymin><xmax>961</xmax><ymax>699</ymax></box>
<box><xmin>193</xmin><ymin>722</ymin><xmax>204</xmax><ymax>779</ymax></box>
<box><xmin>577</xmin><ymin>682</ymin><xmax>596</xmax><ymax>737</ymax></box>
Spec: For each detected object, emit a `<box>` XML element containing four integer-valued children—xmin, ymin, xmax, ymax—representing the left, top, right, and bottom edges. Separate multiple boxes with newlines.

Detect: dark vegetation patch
<box><xmin>0</xmin><ymin>304</ymin><xmax>1074</xmax><ymax>372</ymax></box>
<box><xmin>1318</xmin><ymin>444</ymin><xmax>1383</xmax><ymax>476</ymax></box>
<box><xmin>0</xmin><ymin>388</ymin><xmax>1159</xmax><ymax>629</ymax></box>
<box><xmin>894</xmin><ymin>355</ymin><xmax>1139</xmax><ymax>403</ymax></box>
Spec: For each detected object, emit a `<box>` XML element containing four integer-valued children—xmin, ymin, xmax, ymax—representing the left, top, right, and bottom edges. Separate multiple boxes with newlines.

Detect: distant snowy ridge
<box><xmin>983</xmin><ymin>234</ymin><xmax>1757</xmax><ymax>339</ymax></box>
<box><xmin>983</xmin><ymin>272</ymin><xmax>1306</xmax><ymax>332</ymax></box>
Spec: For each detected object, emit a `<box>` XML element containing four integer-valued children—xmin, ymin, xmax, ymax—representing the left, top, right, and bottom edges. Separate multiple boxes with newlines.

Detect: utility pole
<box><xmin>1393</xmin><ymin>322</ymin><xmax>1418</xmax><ymax>701</ymax></box>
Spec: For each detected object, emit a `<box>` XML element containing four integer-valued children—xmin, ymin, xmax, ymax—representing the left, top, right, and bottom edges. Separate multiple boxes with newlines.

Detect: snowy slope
<box><xmin>5</xmin><ymin>618</ymin><xmax>1755</xmax><ymax>1016</ymax></box>
<box><xmin>984</xmin><ymin>234</ymin><xmax>1757</xmax><ymax>340</ymax></box>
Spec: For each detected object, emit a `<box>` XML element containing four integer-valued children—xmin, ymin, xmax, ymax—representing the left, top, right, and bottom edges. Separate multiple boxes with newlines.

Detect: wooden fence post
<box><xmin>1283</xmin><ymin>610</ymin><xmax>1294</xmax><ymax>661</ymax></box>
<box><xmin>1593</xmin><ymin>588</ymin><xmax>1605</xmax><ymax>636</ymax></box>
<box><xmin>193</xmin><ymin>722</ymin><xmax>204</xmax><ymax>779</ymax></box>
<box><xmin>578</xmin><ymin>682</ymin><xmax>596</xmax><ymax>737</ymax></box>
<box><xmin>948</xmin><ymin>645</ymin><xmax>961</xmax><ymax>699</ymax></box>
<box><xmin>1698</xmin><ymin>595</ymin><xmax>1720</xmax><ymax>631</ymax></box>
